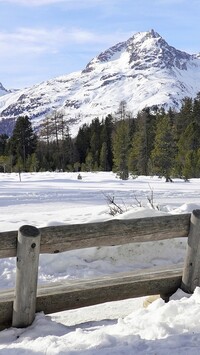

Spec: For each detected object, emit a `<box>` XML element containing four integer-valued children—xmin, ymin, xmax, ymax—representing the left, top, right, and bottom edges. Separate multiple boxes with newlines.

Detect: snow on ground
<box><xmin>0</xmin><ymin>172</ymin><xmax>200</xmax><ymax>354</ymax></box>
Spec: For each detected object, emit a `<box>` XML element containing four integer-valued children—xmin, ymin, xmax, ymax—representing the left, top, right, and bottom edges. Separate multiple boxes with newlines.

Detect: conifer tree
<box><xmin>75</xmin><ymin>124</ymin><xmax>91</xmax><ymax>164</ymax></box>
<box><xmin>0</xmin><ymin>134</ymin><xmax>8</xmax><ymax>156</ymax></box>
<box><xmin>100</xmin><ymin>115</ymin><xmax>113</xmax><ymax>170</ymax></box>
<box><xmin>59</xmin><ymin>127</ymin><xmax>74</xmax><ymax>171</ymax></box>
<box><xmin>182</xmin><ymin>150</ymin><xmax>200</xmax><ymax>180</ymax></box>
<box><xmin>112</xmin><ymin>120</ymin><xmax>130</xmax><ymax>180</ymax></box>
<box><xmin>177</xmin><ymin>121</ymin><xmax>200</xmax><ymax>178</ymax></box>
<box><xmin>0</xmin><ymin>155</ymin><xmax>10</xmax><ymax>173</ymax></box>
<box><xmin>151</xmin><ymin>115</ymin><xmax>176</xmax><ymax>181</ymax></box>
<box><xmin>129</xmin><ymin>109</ymin><xmax>156</xmax><ymax>175</ymax></box>
<box><xmin>193</xmin><ymin>94</ymin><xmax>200</xmax><ymax>123</ymax></box>
<box><xmin>26</xmin><ymin>153</ymin><xmax>39</xmax><ymax>172</ymax></box>
<box><xmin>9</xmin><ymin>116</ymin><xmax>37</xmax><ymax>171</ymax></box>
<box><xmin>99</xmin><ymin>142</ymin><xmax>108</xmax><ymax>171</ymax></box>
<box><xmin>85</xmin><ymin>151</ymin><xmax>93</xmax><ymax>171</ymax></box>
<box><xmin>175</xmin><ymin>97</ymin><xmax>193</xmax><ymax>138</ymax></box>
<box><xmin>89</xmin><ymin>118</ymin><xmax>102</xmax><ymax>168</ymax></box>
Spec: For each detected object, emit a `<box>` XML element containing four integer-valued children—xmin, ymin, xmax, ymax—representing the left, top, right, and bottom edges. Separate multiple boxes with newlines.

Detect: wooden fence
<box><xmin>0</xmin><ymin>209</ymin><xmax>200</xmax><ymax>329</ymax></box>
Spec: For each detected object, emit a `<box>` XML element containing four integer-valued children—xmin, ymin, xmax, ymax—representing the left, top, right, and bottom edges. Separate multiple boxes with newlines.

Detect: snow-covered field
<box><xmin>1</xmin><ymin>172</ymin><xmax>200</xmax><ymax>354</ymax></box>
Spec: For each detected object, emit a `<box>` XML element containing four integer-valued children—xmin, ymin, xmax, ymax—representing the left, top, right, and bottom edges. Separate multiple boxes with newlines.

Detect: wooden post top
<box><xmin>192</xmin><ymin>210</ymin><xmax>200</xmax><ymax>219</ymax></box>
<box><xmin>19</xmin><ymin>225</ymin><xmax>40</xmax><ymax>238</ymax></box>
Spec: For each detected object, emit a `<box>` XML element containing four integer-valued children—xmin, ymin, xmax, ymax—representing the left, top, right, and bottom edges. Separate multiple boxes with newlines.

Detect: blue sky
<box><xmin>0</xmin><ymin>0</ymin><xmax>199</xmax><ymax>89</ymax></box>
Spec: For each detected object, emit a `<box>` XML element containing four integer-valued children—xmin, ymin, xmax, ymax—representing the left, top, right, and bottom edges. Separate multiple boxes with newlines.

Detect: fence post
<box><xmin>12</xmin><ymin>225</ymin><xmax>41</xmax><ymax>328</ymax></box>
<box><xmin>182</xmin><ymin>209</ymin><xmax>200</xmax><ymax>293</ymax></box>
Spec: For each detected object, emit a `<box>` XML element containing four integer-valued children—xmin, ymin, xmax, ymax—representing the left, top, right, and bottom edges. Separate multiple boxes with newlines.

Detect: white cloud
<box><xmin>0</xmin><ymin>28</ymin><xmax>61</xmax><ymax>55</ymax></box>
<box><xmin>0</xmin><ymin>26</ymin><xmax>133</xmax><ymax>88</ymax></box>
<box><xmin>0</xmin><ymin>27</ymin><xmax>82</xmax><ymax>56</ymax></box>
<box><xmin>0</xmin><ymin>27</ymin><xmax>132</xmax><ymax>57</ymax></box>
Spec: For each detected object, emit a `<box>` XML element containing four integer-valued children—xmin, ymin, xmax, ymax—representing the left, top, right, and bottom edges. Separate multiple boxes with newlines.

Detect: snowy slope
<box><xmin>1</xmin><ymin>29</ymin><xmax>200</xmax><ymax>136</ymax></box>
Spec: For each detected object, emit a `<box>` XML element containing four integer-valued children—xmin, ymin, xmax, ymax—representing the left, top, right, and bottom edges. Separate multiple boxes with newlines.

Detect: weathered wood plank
<box><xmin>0</xmin><ymin>230</ymin><xmax>17</xmax><ymax>258</ymax></box>
<box><xmin>0</xmin><ymin>264</ymin><xmax>183</xmax><ymax>328</ymax></box>
<box><xmin>0</xmin><ymin>289</ymin><xmax>13</xmax><ymax>329</ymax></box>
<box><xmin>0</xmin><ymin>214</ymin><xmax>190</xmax><ymax>258</ymax></box>
<box><xmin>36</xmin><ymin>264</ymin><xmax>183</xmax><ymax>314</ymax></box>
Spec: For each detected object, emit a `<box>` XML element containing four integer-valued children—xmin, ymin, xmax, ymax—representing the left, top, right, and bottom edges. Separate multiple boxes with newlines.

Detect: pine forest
<box><xmin>0</xmin><ymin>94</ymin><xmax>200</xmax><ymax>181</ymax></box>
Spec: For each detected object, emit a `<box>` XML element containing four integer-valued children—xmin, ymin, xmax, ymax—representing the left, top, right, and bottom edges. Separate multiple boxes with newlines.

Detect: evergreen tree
<box><xmin>90</xmin><ymin>118</ymin><xmax>102</xmax><ymax>168</ymax></box>
<box><xmin>182</xmin><ymin>150</ymin><xmax>200</xmax><ymax>180</ymax></box>
<box><xmin>85</xmin><ymin>151</ymin><xmax>93</xmax><ymax>171</ymax></box>
<box><xmin>193</xmin><ymin>94</ymin><xmax>200</xmax><ymax>123</ymax></box>
<box><xmin>0</xmin><ymin>134</ymin><xmax>8</xmax><ymax>155</ymax></box>
<box><xmin>100</xmin><ymin>115</ymin><xmax>113</xmax><ymax>170</ymax></box>
<box><xmin>75</xmin><ymin>124</ymin><xmax>91</xmax><ymax>164</ymax></box>
<box><xmin>112</xmin><ymin>120</ymin><xmax>130</xmax><ymax>180</ymax></box>
<box><xmin>177</xmin><ymin>121</ymin><xmax>200</xmax><ymax>178</ymax></box>
<box><xmin>60</xmin><ymin>127</ymin><xmax>74</xmax><ymax>171</ymax></box>
<box><xmin>9</xmin><ymin>116</ymin><xmax>37</xmax><ymax>171</ymax></box>
<box><xmin>26</xmin><ymin>153</ymin><xmax>39</xmax><ymax>172</ymax></box>
<box><xmin>36</xmin><ymin>140</ymin><xmax>53</xmax><ymax>171</ymax></box>
<box><xmin>0</xmin><ymin>155</ymin><xmax>10</xmax><ymax>173</ymax></box>
<box><xmin>175</xmin><ymin>97</ymin><xmax>193</xmax><ymax>138</ymax></box>
<box><xmin>99</xmin><ymin>142</ymin><xmax>108</xmax><ymax>171</ymax></box>
<box><xmin>129</xmin><ymin>109</ymin><xmax>156</xmax><ymax>175</ymax></box>
<box><xmin>74</xmin><ymin>161</ymin><xmax>81</xmax><ymax>172</ymax></box>
<box><xmin>151</xmin><ymin>115</ymin><xmax>176</xmax><ymax>181</ymax></box>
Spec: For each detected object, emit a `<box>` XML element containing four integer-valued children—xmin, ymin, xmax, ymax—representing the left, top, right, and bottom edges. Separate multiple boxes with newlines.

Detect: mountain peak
<box><xmin>82</xmin><ymin>30</ymin><xmax>161</xmax><ymax>73</ymax></box>
<box><xmin>129</xmin><ymin>29</ymin><xmax>160</xmax><ymax>42</ymax></box>
<box><xmin>149</xmin><ymin>28</ymin><xmax>159</xmax><ymax>37</ymax></box>
<box><xmin>1</xmin><ymin>30</ymin><xmax>200</xmax><ymax>136</ymax></box>
<box><xmin>0</xmin><ymin>82</ymin><xmax>9</xmax><ymax>96</ymax></box>
<box><xmin>83</xmin><ymin>29</ymin><xmax>191</xmax><ymax>75</ymax></box>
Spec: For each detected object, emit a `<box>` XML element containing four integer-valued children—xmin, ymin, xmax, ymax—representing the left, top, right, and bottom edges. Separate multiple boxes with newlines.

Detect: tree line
<box><xmin>0</xmin><ymin>94</ymin><xmax>200</xmax><ymax>181</ymax></box>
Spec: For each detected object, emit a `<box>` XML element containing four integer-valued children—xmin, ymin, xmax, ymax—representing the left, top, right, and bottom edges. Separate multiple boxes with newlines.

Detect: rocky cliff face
<box><xmin>0</xmin><ymin>29</ymin><xmax>200</xmax><ymax>136</ymax></box>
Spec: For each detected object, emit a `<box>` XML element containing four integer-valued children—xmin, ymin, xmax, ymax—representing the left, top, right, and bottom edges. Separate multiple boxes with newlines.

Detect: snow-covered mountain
<box><xmin>0</xmin><ymin>82</ymin><xmax>10</xmax><ymax>97</ymax></box>
<box><xmin>1</xmin><ymin>29</ymin><xmax>200</xmax><ymax>136</ymax></box>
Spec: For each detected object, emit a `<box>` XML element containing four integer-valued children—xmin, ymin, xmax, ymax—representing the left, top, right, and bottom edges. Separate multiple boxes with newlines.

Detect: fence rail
<box><xmin>0</xmin><ymin>213</ymin><xmax>191</xmax><ymax>258</ymax></box>
<box><xmin>0</xmin><ymin>210</ymin><xmax>199</xmax><ymax>330</ymax></box>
